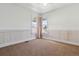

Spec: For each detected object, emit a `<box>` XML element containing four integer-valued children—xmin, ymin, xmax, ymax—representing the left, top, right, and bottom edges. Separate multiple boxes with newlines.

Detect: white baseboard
<box><xmin>44</xmin><ymin>37</ymin><xmax>79</xmax><ymax>46</ymax></box>
<box><xmin>0</xmin><ymin>38</ymin><xmax>34</xmax><ymax>48</ymax></box>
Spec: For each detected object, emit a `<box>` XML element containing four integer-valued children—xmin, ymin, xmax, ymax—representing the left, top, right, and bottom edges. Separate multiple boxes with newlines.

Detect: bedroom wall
<box><xmin>43</xmin><ymin>4</ymin><xmax>79</xmax><ymax>45</ymax></box>
<box><xmin>0</xmin><ymin>3</ymin><xmax>38</xmax><ymax>48</ymax></box>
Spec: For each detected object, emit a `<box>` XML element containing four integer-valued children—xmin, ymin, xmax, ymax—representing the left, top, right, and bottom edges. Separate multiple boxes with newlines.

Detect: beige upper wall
<box><xmin>44</xmin><ymin>4</ymin><xmax>79</xmax><ymax>30</ymax></box>
<box><xmin>0</xmin><ymin>3</ymin><xmax>38</xmax><ymax>30</ymax></box>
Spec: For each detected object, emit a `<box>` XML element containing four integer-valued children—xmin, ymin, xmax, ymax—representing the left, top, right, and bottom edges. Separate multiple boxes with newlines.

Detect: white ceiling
<box><xmin>17</xmin><ymin>3</ymin><xmax>72</xmax><ymax>14</ymax></box>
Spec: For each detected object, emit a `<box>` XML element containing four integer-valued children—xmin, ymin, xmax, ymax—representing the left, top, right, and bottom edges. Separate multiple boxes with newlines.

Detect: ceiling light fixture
<box><xmin>43</xmin><ymin>3</ymin><xmax>48</xmax><ymax>6</ymax></box>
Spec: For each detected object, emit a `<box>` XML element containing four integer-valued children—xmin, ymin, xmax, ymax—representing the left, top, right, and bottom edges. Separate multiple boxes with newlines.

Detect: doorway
<box><xmin>32</xmin><ymin>16</ymin><xmax>48</xmax><ymax>39</ymax></box>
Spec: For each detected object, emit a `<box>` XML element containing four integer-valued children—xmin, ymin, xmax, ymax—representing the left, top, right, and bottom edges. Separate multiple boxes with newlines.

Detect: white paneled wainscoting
<box><xmin>43</xmin><ymin>30</ymin><xmax>79</xmax><ymax>46</ymax></box>
<box><xmin>0</xmin><ymin>30</ymin><xmax>34</xmax><ymax>48</ymax></box>
<box><xmin>1</xmin><ymin>29</ymin><xmax>79</xmax><ymax>48</ymax></box>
